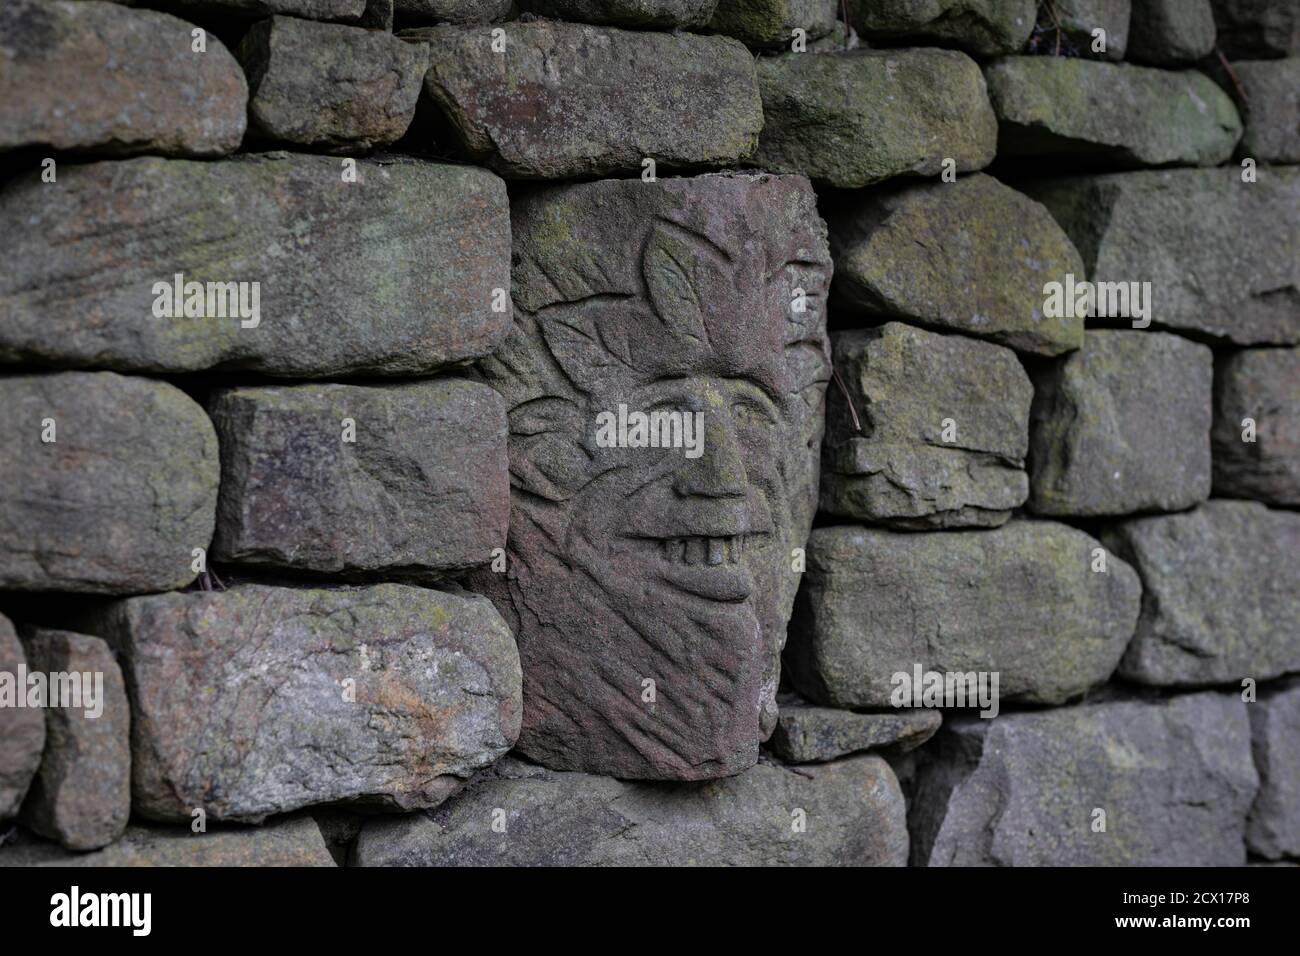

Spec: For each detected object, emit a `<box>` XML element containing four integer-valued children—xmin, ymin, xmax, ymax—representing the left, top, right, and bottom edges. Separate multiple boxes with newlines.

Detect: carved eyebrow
<box><xmin>723</xmin><ymin>377</ymin><xmax>783</xmax><ymax>412</ymax></box>
<box><xmin>639</xmin><ymin>374</ymin><xmax>784</xmax><ymax>410</ymax></box>
<box><xmin>770</xmin><ymin>258</ymin><xmax>831</xmax><ymax>283</ymax></box>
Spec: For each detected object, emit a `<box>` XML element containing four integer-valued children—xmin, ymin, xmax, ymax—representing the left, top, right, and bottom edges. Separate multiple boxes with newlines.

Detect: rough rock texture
<box><xmin>820</xmin><ymin>323</ymin><xmax>1032</xmax><ymax>529</ymax></box>
<box><xmin>0</xmin><ymin>0</ymin><xmax>247</xmax><ymax>157</ymax></box>
<box><xmin>786</xmin><ymin>521</ymin><xmax>1141</xmax><ymax>709</ymax></box>
<box><xmin>520</xmin><ymin>0</ymin><xmax>718</xmax><ymax>29</ymax></box>
<box><xmin>0</xmin><ymin>373</ymin><xmax>218</xmax><ymax>594</ymax></box>
<box><xmin>1028</xmin><ymin>331</ymin><xmax>1213</xmax><ymax>517</ymax></box>
<box><xmin>708</xmin><ymin>0</ymin><xmax>837</xmax><ymax>49</ymax></box>
<box><xmin>0</xmin><ymin>816</ymin><xmax>336</xmax><ymax>867</ymax></box>
<box><xmin>80</xmin><ymin>584</ymin><xmax>522</xmax><ymax>822</ymax></box>
<box><xmin>846</xmin><ymin>0</ymin><xmax>1037</xmax><ymax>56</ymax></box>
<box><xmin>1127</xmin><ymin>0</ymin><xmax>1217</xmax><ymax>64</ymax></box>
<box><xmin>1103</xmin><ymin>500</ymin><xmax>1300</xmax><ymax>685</ymax></box>
<box><xmin>353</xmin><ymin>755</ymin><xmax>909</xmax><ymax>865</ymax></box>
<box><xmin>466</xmin><ymin>172</ymin><xmax>832</xmax><ymax>779</ymax></box>
<box><xmin>155</xmin><ymin>0</ymin><xmax>368</xmax><ymax>22</ymax></box>
<box><xmin>1047</xmin><ymin>0</ymin><xmax>1131</xmax><ymax>59</ymax></box>
<box><xmin>911</xmin><ymin>693</ymin><xmax>1258</xmax><ymax>866</ymax></box>
<box><xmin>769</xmin><ymin>698</ymin><xmax>942</xmax><ymax>762</ymax></box>
<box><xmin>1247</xmin><ymin>678</ymin><xmax>1300</xmax><ymax>860</ymax></box>
<box><xmin>1212</xmin><ymin>347</ymin><xmax>1300</xmax><ymax>504</ymax></box>
<box><xmin>1210</xmin><ymin>0</ymin><xmax>1300</xmax><ymax>58</ymax></box>
<box><xmin>211</xmin><ymin>380</ymin><xmax>508</xmax><ymax>577</ymax></box>
<box><xmin>754</xmin><ymin>48</ymin><xmax>998</xmax><ymax>188</ymax></box>
<box><xmin>0</xmin><ymin>154</ymin><xmax>511</xmax><ymax>376</ymax></box>
<box><xmin>237</xmin><ymin>17</ymin><xmax>426</xmax><ymax>152</ymax></box>
<box><xmin>0</xmin><ymin>614</ymin><xmax>44</xmax><ymax>821</ymax></box>
<box><xmin>984</xmin><ymin>57</ymin><xmax>1241</xmax><ymax>167</ymax></box>
<box><xmin>394</xmin><ymin>0</ymin><xmax>513</xmax><ymax>21</ymax></box>
<box><xmin>1026</xmin><ymin>168</ymin><xmax>1300</xmax><ymax>345</ymax></box>
<box><xmin>826</xmin><ymin>173</ymin><xmax>1085</xmax><ymax>355</ymax></box>
<box><xmin>410</xmin><ymin>22</ymin><xmax>762</xmax><ymax>179</ymax></box>
<box><xmin>18</xmin><ymin>629</ymin><xmax>131</xmax><ymax>852</ymax></box>
<box><xmin>1234</xmin><ymin>59</ymin><xmax>1300</xmax><ymax>163</ymax></box>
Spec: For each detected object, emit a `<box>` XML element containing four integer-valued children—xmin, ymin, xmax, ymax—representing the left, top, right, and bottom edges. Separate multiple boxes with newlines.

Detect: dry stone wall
<box><xmin>0</xmin><ymin>0</ymin><xmax>1296</xmax><ymax>867</ymax></box>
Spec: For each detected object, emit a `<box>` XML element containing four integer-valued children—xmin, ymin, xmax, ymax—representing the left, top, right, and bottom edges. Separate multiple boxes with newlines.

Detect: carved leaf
<box><xmin>642</xmin><ymin>225</ymin><xmax>709</xmax><ymax>347</ymax></box>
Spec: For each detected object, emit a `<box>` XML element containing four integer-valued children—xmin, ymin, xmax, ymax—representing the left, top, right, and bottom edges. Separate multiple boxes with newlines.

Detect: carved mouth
<box><xmin>659</xmin><ymin>535</ymin><xmax>745</xmax><ymax>566</ymax></box>
<box><xmin>633</xmin><ymin>535</ymin><xmax>757</xmax><ymax>603</ymax></box>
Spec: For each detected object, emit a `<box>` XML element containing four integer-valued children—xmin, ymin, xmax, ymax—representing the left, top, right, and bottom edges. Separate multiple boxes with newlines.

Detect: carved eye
<box><xmin>731</xmin><ymin>400</ymin><xmax>777</xmax><ymax>428</ymax></box>
<box><xmin>509</xmin><ymin>396</ymin><xmax>580</xmax><ymax>437</ymax></box>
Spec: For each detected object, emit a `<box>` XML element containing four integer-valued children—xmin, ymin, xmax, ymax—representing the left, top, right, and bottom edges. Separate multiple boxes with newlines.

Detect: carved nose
<box><xmin>673</xmin><ymin>412</ymin><xmax>747</xmax><ymax>499</ymax></box>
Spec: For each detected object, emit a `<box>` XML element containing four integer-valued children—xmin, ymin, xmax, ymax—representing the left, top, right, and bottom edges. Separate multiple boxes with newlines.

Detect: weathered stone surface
<box><xmin>466</xmin><ymin>172</ymin><xmax>831</xmax><ymax>779</ymax></box>
<box><xmin>18</xmin><ymin>629</ymin><xmax>130</xmax><ymax>851</ymax></box>
<box><xmin>158</xmin><ymin>0</ymin><xmax>368</xmax><ymax>22</ymax></box>
<box><xmin>911</xmin><ymin>693</ymin><xmax>1258</xmax><ymax>865</ymax></box>
<box><xmin>787</xmin><ymin>521</ymin><xmax>1141</xmax><ymax>709</ymax></box>
<box><xmin>984</xmin><ymin>57</ymin><xmax>1242</xmax><ymax>167</ymax></box>
<box><xmin>826</xmin><ymin>173</ymin><xmax>1085</xmax><ymax>355</ymax></box>
<box><xmin>1028</xmin><ymin>331</ymin><xmax>1213</xmax><ymax>516</ymax></box>
<box><xmin>1234</xmin><ymin>59</ymin><xmax>1300</xmax><ymax>163</ymax></box>
<box><xmin>1212</xmin><ymin>347</ymin><xmax>1300</xmax><ymax>504</ymax></box>
<box><xmin>1103</xmin><ymin>500</ymin><xmax>1300</xmax><ymax>685</ymax></box>
<box><xmin>0</xmin><ymin>816</ymin><xmax>336</xmax><ymax>867</ymax></box>
<box><xmin>522</xmin><ymin>0</ymin><xmax>718</xmax><ymax>29</ymax></box>
<box><xmin>211</xmin><ymin>380</ymin><xmax>508</xmax><ymax>578</ymax></box>
<box><xmin>354</xmin><ymin>755</ymin><xmax>908</xmax><ymax>865</ymax></box>
<box><xmin>395</xmin><ymin>0</ymin><xmax>513</xmax><ymax>22</ymax></box>
<box><xmin>0</xmin><ymin>154</ymin><xmax>511</xmax><ymax>375</ymax></box>
<box><xmin>0</xmin><ymin>373</ymin><xmax>218</xmax><ymax>594</ymax></box>
<box><xmin>1247</xmin><ymin>678</ymin><xmax>1300</xmax><ymax>860</ymax></box>
<box><xmin>1210</xmin><ymin>0</ymin><xmax>1300</xmax><ymax>59</ymax></box>
<box><xmin>80</xmin><ymin>583</ymin><xmax>521</xmax><ymax>822</ymax></box>
<box><xmin>769</xmin><ymin>696</ymin><xmax>942</xmax><ymax>762</ymax></box>
<box><xmin>754</xmin><ymin>48</ymin><xmax>998</xmax><ymax>188</ymax></box>
<box><xmin>0</xmin><ymin>614</ymin><xmax>44</xmax><ymax>821</ymax></box>
<box><xmin>1047</xmin><ymin>0</ymin><xmax>1131</xmax><ymax>59</ymax></box>
<box><xmin>0</xmin><ymin>0</ymin><xmax>247</xmax><ymax>157</ymax></box>
<box><xmin>409</xmin><ymin>22</ymin><xmax>762</xmax><ymax>179</ymax></box>
<box><xmin>847</xmin><ymin>0</ymin><xmax>1037</xmax><ymax>56</ymax></box>
<box><xmin>1026</xmin><ymin>168</ymin><xmax>1300</xmax><ymax>345</ymax></box>
<box><xmin>1127</xmin><ymin>0</ymin><xmax>1217</xmax><ymax>64</ymax></box>
<box><xmin>709</xmin><ymin>0</ymin><xmax>836</xmax><ymax>49</ymax></box>
<box><xmin>820</xmin><ymin>323</ymin><xmax>1031</xmax><ymax>529</ymax></box>
<box><xmin>237</xmin><ymin>17</ymin><xmax>426</xmax><ymax>152</ymax></box>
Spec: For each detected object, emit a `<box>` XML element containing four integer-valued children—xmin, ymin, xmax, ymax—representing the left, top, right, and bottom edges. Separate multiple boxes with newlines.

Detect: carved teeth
<box><xmin>658</xmin><ymin>536</ymin><xmax>745</xmax><ymax>566</ymax></box>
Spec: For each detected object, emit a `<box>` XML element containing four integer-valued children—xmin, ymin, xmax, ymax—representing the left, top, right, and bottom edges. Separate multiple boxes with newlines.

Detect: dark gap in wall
<box><xmin>130</xmin><ymin>2</ymin><xmax>254</xmax><ymax>53</ymax></box>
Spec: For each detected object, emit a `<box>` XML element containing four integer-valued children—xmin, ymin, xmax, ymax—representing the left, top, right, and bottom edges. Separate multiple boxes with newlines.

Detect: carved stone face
<box><xmin>470</xmin><ymin>174</ymin><xmax>831</xmax><ymax>779</ymax></box>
